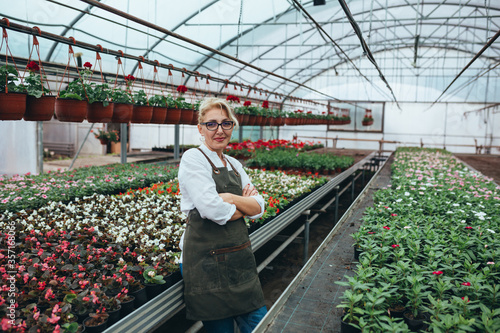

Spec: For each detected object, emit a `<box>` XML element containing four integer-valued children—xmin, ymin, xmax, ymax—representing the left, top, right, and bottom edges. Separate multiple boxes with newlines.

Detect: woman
<box><xmin>178</xmin><ymin>97</ymin><xmax>267</xmax><ymax>333</ymax></box>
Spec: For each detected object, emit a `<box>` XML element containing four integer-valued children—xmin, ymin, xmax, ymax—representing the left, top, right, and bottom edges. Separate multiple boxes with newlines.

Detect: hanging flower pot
<box><xmin>87</xmin><ymin>102</ymin><xmax>114</xmax><ymax>123</ymax></box>
<box><xmin>178</xmin><ymin>108</ymin><xmax>194</xmax><ymax>124</ymax></box>
<box><xmin>151</xmin><ymin>107</ymin><xmax>167</xmax><ymax>124</ymax></box>
<box><xmin>254</xmin><ymin>115</ymin><xmax>263</xmax><ymax>126</ymax></box>
<box><xmin>111</xmin><ymin>103</ymin><xmax>133</xmax><ymax>123</ymax></box>
<box><xmin>98</xmin><ymin>138</ymin><xmax>109</xmax><ymax>145</ymax></box>
<box><xmin>24</xmin><ymin>95</ymin><xmax>55</xmax><ymax>121</ymax></box>
<box><xmin>54</xmin><ymin>98</ymin><xmax>87</xmax><ymax>122</ymax></box>
<box><xmin>190</xmin><ymin>110</ymin><xmax>199</xmax><ymax>125</ymax></box>
<box><xmin>165</xmin><ymin>108</ymin><xmax>181</xmax><ymax>124</ymax></box>
<box><xmin>247</xmin><ymin>115</ymin><xmax>256</xmax><ymax>126</ymax></box>
<box><xmin>242</xmin><ymin>114</ymin><xmax>250</xmax><ymax>126</ymax></box>
<box><xmin>236</xmin><ymin>113</ymin><xmax>245</xmax><ymax>125</ymax></box>
<box><xmin>131</xmin><ymin>105</ymin><xmax>153</xmax><ymax>123</ymax></box>
<box><xmin>0</xmin><ymin>92</ymin><xmax>26</xmax><ymax>121</ymax></box>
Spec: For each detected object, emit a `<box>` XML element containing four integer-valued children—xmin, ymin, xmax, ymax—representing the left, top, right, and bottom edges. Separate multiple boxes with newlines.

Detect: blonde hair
<box><xmin>198</xmin><ymin>97</ymin><xmax>239</xmax><ymax>129</ymax></box>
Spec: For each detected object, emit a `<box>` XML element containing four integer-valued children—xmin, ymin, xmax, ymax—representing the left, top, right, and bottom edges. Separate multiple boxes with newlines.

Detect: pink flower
<box><xmin>465</xmin><ymin>226</ymin><xmax>473</xmax><ymax>229</ymax></box>
<box><xmin>368</xmin><ymin>232</ymin><xmax>375</xmax><ymax>234</ymax></box>
<box><xmin>487</xmin><ymin>262</ymin><xmax>495</xmax><ymax>265</ymax></box>
<box><xmin>461</xmin><ymin>282</ymin><xmax>471</xmax><ymax>286</ymax></box>
<box><xmin>53</xmin><ymin>325</ymin><xmax>61</xmax><ymax>333</ymax></box>
<box><xmin>391</xmin><ymin>213</ymin><xmax>398</xmax><ymax>217</ymax></box>
<box><xmin>1</xmin><ymin>318</ymin><xmax>11</xmax><ymax>331</ymax></box>
<box><xmin>383</xmin><ymin>226</ymin><xmax>390</xmax><ymax>230</ymax></box>
<box><xmin>391</xmin><ymin>244</ymin><xmax>400</xmax><ymax>248</ymax></box>
<box><xmin>33</xmin><ymin>310</ymin><xmax>40</xmax><ymax>321</ymax></box>
<box><xmin>47</xmin><ymin>314</ymin><xmax>61</xmax><ymax>324</ymax></box>
<box><xmin>82</xmin><ymin>297</ymin><xmax>90</xmax><ymax>302</ymax></box>
<box><xmin>432</xmin><ymin>271</ymin><xmax>443</xmax><ymax>275</ymax></box>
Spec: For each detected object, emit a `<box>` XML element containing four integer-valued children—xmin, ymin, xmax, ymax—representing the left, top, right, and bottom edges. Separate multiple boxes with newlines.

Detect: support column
<box><xmin>302</xmin><ymin>210</ymin><xmax>310</xmax><ymax>265</ymax></box>
<box><xmin>120</xmin><ymin>123</ymin><xmax>127</xmax><ymax>164</ymax></box>
<box><xmin>334</xmin><ymin>185</ymin><xmax>340</xmax><ymax>223</ymax></box>
<box><xmin>174</xmin><ymin>124</ymin><xmax>180</xmax><ymax>160</ymax></box>
<box><xmin>37</xmin><ymin>121</ymin><xmax>43</xmax><ymax>174</ymax></box>
<box><xmin>351</xmin><ymin>173</ymin><xmax>356</xmax><ymax>202</ymax></box>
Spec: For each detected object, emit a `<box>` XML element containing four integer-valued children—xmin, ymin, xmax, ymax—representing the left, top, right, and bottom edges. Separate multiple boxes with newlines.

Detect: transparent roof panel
<box><xmin>0</xmin><ymin>0</ymin><xmax>498</xmax><ymax>103</ymax></box>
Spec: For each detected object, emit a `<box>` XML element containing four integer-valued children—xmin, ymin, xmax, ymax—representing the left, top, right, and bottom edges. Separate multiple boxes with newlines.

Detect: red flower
<box><xmin>432</xmin><ymin>271</ymin><xmax>443</xmax><ymax>275</ymax></box>
<box><xmin>226</xmin><ymin>95</ymin><xmax>241</xmax><ymax>103</ymax></box>
<box><xmin>177</xmin><ymin>85</ymin><xmax>188</xmax><ymax>93</ymax></box>
<box><xmin>124</xmin><ymin>74</ymin><xmax>135</xmax><ymax>81</ymax></box>
<box><xmin>367</xmin><ymin>232</ymin><xmax>375</xmax><ymax>234</ymax></box>
<box><xmin>383</xmin><ymin>226</ymin><xmax>390</xmax><ymax>230</ymax></box>
<box><xmin>307</xmin><ymin>111</ymin><xmax>312</xmax><ymax>114</ymax></box>
<box><xmin>26</xmin><ymin>61</ymin><xmax>40</xmax><ymax>72</ymax></box>
<box><xmin>83</xmin><ymin>62</ymin><xmax>92</xmax><ymax>69</ymax></box>
<box><xmin>243</xmin><ymin>101</ymin><xmax>251</xmax><ymax>107</ymax></box>
<box><xmin>391</xmin><ymin>213</ymin><xmax>398</xmax><ymax>217</ymax></box>
<box><xmin>391</xmin><ymin>244</ymin><xmax>400</xmax><ymax>248</ymax></box>
<box><xmin>461</xmin><ymin>296</ymin><xmax>470</xmax><ymax>302</ymax></box>
<box><xmin>262</xmin><ymin>101</ymin><xmax>269</xmax><ymax>109</ymax></box>
<box><xmin>465</xmin><ymin>226</ymin><xmax>473</xmax><ymax>229</ymax></box>
<box><xmin>462</xmin><ymin>282</ymin><xmax>471</xmax><ymax>286</ymax></box>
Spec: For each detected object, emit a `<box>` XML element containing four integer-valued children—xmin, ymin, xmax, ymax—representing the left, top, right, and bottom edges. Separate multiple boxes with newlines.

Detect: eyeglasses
<box><xmin>200</xmin><ymin>121</ymin><xmax>235</xmax><ymax>131</ymax></box>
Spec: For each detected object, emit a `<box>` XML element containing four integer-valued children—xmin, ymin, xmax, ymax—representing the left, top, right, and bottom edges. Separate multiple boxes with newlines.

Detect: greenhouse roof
<box><xmin>1</xmin><ymin>0</ymin><xmax>499</xmax><ymax>104</ymax></box>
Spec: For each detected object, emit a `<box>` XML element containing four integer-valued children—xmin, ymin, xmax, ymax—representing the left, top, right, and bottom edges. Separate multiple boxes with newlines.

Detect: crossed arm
<box><xmin>219</xmin><ymin>184</ymin><xmax>261</xmax><ymax>221</ymax></box>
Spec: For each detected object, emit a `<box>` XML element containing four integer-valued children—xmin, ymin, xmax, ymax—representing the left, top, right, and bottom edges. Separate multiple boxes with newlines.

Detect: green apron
<box><xmin>183</xmin><ymin>148</ymin><xmax>265</xmax><ymax>321</ymax></box>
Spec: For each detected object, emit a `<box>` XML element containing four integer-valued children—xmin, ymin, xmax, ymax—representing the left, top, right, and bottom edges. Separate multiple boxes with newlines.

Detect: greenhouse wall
<box><xmin>0</xmin><ymin>121</ymin><xmax>38</xmax><ymax>177</ymax></box>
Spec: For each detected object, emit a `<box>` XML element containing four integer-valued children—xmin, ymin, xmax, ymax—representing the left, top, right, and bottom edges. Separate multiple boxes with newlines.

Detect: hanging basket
<box><xmin>236</xmin><ymin>114</ymin><xmax>245</xmax><ymax>126</ymax></box>
<box><xmin>361</xmin><ymin>120</ymin><xmax>374</xmax><ymax>126</ymax></box>
<box><xmin>54</xmin><ymin>98</ymin><xmax>87</xmax><ymax>122</ymax></box>
<box><xmin>190</xmin><ymin>111</ymin><xmax>199</xmax><ymax>125</ymax></box>
<box><xmin>111</xmin><ymin>103</ymin><xmax>133</xmax><ymax>123</ymax></box>
<box><xmin>246</xmin><ymin>115</ymin><xmax>256</xmax><ymax>126</ymax></box>
<box><xmin>87</xmin><ymin>102</ymin><xmax>114</xmax><ymax>123</ymax></box>
<box><xmin>131</xmin><ymin>105</ymin><xmax>153</xmax><ymax>123</ymax></box>
<box><xmin>151</xmin><ymin>107</ymin><xmax>167</xmax><ymax>124</ymax></box>
<box><xmin>165</xmin><ymin>108</ymin><xmax>181</xmax><ymax>124</ymax></box>
<box><xmin>24</xmin><ymin>95</ymin><xmax>55</xmax><ymax>121</ymax></box>
<box><xmin>0</xmin><ymin>92</ymin><xmax>27</xmax><ymax>121</ymax></box>
<box><xmin>178</xmin><ymin>108</ymin><xmax>194</xmax><ymax>124</ymax></box>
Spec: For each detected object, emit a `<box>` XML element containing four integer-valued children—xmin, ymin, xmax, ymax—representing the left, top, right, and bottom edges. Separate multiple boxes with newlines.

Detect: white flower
<box><xmin>486</xmin><ymin>229</ymin><xmax>495</xmax><ymax>234</ymax></box>
<box><xmin>404</xmin><ymin>192</ymin><xmax>410</xmax><ymax>196</ymax></box>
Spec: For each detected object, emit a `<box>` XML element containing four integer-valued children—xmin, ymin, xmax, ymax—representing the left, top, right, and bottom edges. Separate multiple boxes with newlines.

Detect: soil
<box><xmin>455</xmin><ymin>154</ymin><xmax>500</xmax><ymax>184</ymax></box>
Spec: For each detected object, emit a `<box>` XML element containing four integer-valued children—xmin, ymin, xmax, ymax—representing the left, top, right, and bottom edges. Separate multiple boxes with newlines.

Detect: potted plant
<box><xmin>190</xmin><ymin>99</ymin><xmax>201</xmax><ymax>125</ymax></box>
<box><xmin>402</xmin><ymin>275</ymin><xmax>430</xmax><ymax>331</ymax></box>
<box><xmin>56</xmin><ymin>62</ymin><xmax>92</xmax><ymax>122</ymax></box>
<box><xmin>143</xmin><ymin>266</ymin><xmax>166</xmax><ymax>300</ymax></box>
<box><xmin>93</xmin><ymin>129</ymin><xmax>119</xmax><ymax>145</ymax></box>
<box><xmin>148</xmin><ymin>94</ymin><xmax>167</xmax><ymax>124</ymax></box>
<box><xmin>174</xmin><ymin>85</ymin><xmax>194</xmax><ymax>125</ymax></box>
<box><xmin>0</xmin><ymin>64</ymin><xmax>26</xmax><ymax>120</ymax></box>
<box><xmin>131</xmin><ymin>89</ymin><xmax>153</xmax><ymax>123</ymax></box>
<box><xmin>235</xmin><ymin>100</ymin><xmax>251</xmax><ymax>125</ymax></box>
<box><xmin>164</xmin><ymin>93</ymin><xmax>181</xmax><ymax>124</ymax></box>
<box><xmin>83</xmin><ymin>311</ymin><xmax>109</xmax><ymax>333</ymax></box>
<box><xmin>86</xmin><ymin>62</ymin><xmax>114</xmax><ymax>123</ymax></box>
<box><xmin>98</xmin><ymin>294</ymin><xmax>121</xmax><ymax>326</ymax></box>
<box><xmin>110</xmin><ymin>74</ymin><xmax>134</xmax><ymax>123</ymax></box>
<box><xmin>362</xmin><ymin>116</ymin><xmax>374</xmax><ymax>126</ymax></box>
<box><xmin>65</xmin><ymin>291</ymin><xmax>98</xmax><ymax>324</ymax></box>
<box><xmin>22</xmin><ymin>60</ymin><xmax>55</xmax><ymax>121</ymax></box>
<box><xmin>116</xmin><ymin>289</ymin><xmax>135</xmax><ymax>316</ymax></box>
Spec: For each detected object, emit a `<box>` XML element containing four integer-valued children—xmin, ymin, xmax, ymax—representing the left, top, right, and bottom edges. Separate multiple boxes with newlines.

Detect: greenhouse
<box><xmin>0</xmin><ymin>0</ymin><xmax>499</xmax><ymax>332</ymax></box>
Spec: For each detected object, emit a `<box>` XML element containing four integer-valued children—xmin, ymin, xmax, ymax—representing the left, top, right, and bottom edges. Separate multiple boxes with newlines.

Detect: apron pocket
<box><xmin>225</xmin><ymin>247</ymin><xmax>257</xmax><ymax>286</ymax></box>
<box><xmin>188</xmin><ymin>256</ymin><xmax>222</xmax><ymax>293</ymax></box>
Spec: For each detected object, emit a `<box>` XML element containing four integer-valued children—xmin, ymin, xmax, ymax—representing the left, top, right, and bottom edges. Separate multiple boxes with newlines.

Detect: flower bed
<box><xmin>0</xmin><ymin>168</ymin><xmax>326</xmax><ymax>331</ymax></box>
<box><xmin>246</xmin><ymin>149</ymin><xmax>354</xmax><ymax>174</ymax></box>
<box><xmin>225</xmin><ymin>139</ymin><xmax>323</xmax><ymax>160</ymax></box>
<box><xmin>0</xmin><ymin>163</ymin><xmax>178</xmax><ymax>213</ymax></box>
<box><xmin>337</xmin><ymin>148</ymin><xmax>500</xmax><ymax>332</ymax></box>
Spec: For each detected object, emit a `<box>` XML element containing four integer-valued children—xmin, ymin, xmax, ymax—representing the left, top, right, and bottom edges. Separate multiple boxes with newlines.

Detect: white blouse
<box><xmin>178</xmin><ymin>144</ymin><xmax>265</xmax><ymax>253</ymax></box>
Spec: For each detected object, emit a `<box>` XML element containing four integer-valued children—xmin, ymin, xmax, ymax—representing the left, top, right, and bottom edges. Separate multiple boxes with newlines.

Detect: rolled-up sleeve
<box><xmin>231</xmin><ymin>158</ymin><xmax>265</xmax><ymax>220</ymax></box>
<box><xmin>179</xmin><ymin>150</ymin><xmax>236</xmax><ymax>225</ymax></box>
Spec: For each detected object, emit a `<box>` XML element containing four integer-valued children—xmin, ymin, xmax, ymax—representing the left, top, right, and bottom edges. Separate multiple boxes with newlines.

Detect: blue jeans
<box><xmin>180</xmin><ymin>263</ymin><xmax>267</xmax><ymax>333</ymax></box>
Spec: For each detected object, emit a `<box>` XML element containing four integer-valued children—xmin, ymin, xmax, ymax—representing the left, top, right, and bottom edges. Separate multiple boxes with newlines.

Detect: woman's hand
<box><xmin>242</xmin><ymin>184</ymin><xmax>258</xmax><ymax>197</ymax></box>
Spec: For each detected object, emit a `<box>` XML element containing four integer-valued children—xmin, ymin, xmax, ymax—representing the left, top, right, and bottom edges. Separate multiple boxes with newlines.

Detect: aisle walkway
<box><xmin>260</xmin><ymin>157</ymin><xmax>392</xmax><ymax>333</ymax></box>
<box><xmin>43</xmin><ymin>151</ymin><xmax>175</xmax><ymax>173</ymax></box>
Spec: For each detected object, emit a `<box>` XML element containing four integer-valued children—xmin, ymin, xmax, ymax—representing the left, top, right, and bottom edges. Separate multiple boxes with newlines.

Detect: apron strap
<box><xmin>225</xmin><ymin>157</ymin><xmax>240</xmax><ymax>177</ymax></box>
<box><xmin>197</xmin><ymin>148</ymin><xmax>220</xmax><ymax>174</ymax></box>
